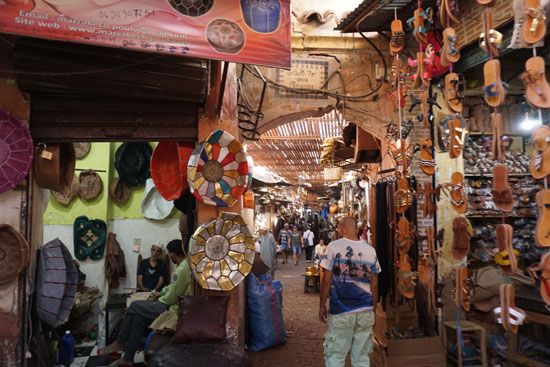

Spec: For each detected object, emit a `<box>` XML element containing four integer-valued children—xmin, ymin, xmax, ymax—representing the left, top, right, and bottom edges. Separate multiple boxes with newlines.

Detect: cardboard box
<box><xmin>374</xmin><ymin>307</ymin><xmax>418</xmax><ymax>343</ymax></box>
<box><xmin>372</xmin><ymin>337</ymin><xmax>446</xmax><ymax>367</ymax></box>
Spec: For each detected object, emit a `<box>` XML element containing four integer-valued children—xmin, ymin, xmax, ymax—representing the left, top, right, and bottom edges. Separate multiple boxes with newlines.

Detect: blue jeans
<box><xmin>292</xmin><ymin>245</ymin><xmax>302</xmax><ymax>255</ymax></box>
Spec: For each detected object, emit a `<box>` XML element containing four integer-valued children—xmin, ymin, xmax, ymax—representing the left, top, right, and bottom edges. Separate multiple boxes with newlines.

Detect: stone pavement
<box><xmin>247</xmin><ymin>257</ymin><xmax>327</xmax><ymax>367</ymax></box>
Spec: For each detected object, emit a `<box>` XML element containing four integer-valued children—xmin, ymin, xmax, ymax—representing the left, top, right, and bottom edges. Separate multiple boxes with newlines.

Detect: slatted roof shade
<box><xmin>247</xmin><ymin>110</ymin><xmax>344</xmax><ymax>187</ymax></box>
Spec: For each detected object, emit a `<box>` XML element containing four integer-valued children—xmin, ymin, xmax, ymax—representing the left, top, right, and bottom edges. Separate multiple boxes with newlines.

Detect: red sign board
<box><xmin>0</xmin><ymin>0</ymin><xmax>290</xmax><ymax>68</ymax></box>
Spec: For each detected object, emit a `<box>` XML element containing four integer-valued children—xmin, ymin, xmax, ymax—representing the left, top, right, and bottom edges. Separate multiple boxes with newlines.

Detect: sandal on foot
<box><xmin>520</xmin><ymin>56</ymin><xmax>550</xmax><ymax>109</ymax></box>
<box><xmin>535</xmin><ymin>189</ymin><xmax>550</xmax><ymax>247</ymax></box>
<box><xmin>523</xmin><ymin>0</ymin><xmax>547</xmax><ymax>44</ymax></box>
<box><xmin>444</xmin><ymin>73</ymin><xmax>463</xmax><ymax>113</ymax></box>
<box><xmin>483</xmin><ymin>59</ymin><xmax>505</xmax><ymax>107</ymax></box>
<box><xmin>420</xmin><ymin>138</ymin><xmax>436</xmax><ymax>175</ymax></box>
<box><xmin>441</xmin><ymin>28</ymin><xmax>460</xmax><ymax>66</ymax></box>
<box><xmin>452</xmin><ymin>217</ymin><xmax>471</xmax><ymax>260</ymax></box>
<box><xmin>449</xmin><ymin>117</ymin><xmax>467</xmax><ymax>158</ymax></box>
<box><xmin>491</xmin><ymin>113</ymin><xmax>505</xmax><ymax>162</ymax></box>
<box><xmin>492</xmin><ymin>164</ymin><xmax>514</xmax><ymax>213</ymax></box>
<box><xmin>390</xmin><ymin>19</ymin><xmax>405</xmax><ymax>54</ymax></box>
<box><xmin>495</xmin><ymin>224</ymin><xmax>518</xmax><ymax>274</ymax></box>
<box><xmin>530</xmin><ymin>126</ymin><xmax>550</xmax><ymax>179</ymax></box>
<box><xmin>446</xmin><ymin>172</ymin><xmax>468</xmax><ymax>214</ymax></box>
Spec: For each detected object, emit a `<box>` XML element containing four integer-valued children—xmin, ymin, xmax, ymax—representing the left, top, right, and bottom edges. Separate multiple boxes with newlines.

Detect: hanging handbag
<box><xmin>33</xmin><ymin>143</ymin><xmax>75</xmax><ymax>192</ymax></box>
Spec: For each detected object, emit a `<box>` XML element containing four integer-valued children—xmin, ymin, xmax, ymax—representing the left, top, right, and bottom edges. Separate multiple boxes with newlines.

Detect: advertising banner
<box><xmin>0</xmin><ymin>0</ymin><xmax>290</xmax><ymax>68</ymax></box>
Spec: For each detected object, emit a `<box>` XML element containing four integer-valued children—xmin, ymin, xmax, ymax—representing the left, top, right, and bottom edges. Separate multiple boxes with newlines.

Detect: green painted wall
<box><xmin>44</xmin><ymin>142</ymin><xmax>175</xmax><ymax>225</ymax></box>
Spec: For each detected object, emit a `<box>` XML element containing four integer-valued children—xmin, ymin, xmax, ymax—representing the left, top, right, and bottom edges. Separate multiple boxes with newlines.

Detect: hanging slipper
<box><xmin>523</xmin><ymin>0</ymin><xmax>547</xmax><ymax>44</ymax></box>
<box><xmin>503</xmin><ymin>284</ymin><xmax>526</xmax><ymax>334</ymax></box>
<box><xmin>480</xmin><ymin>9</ymin><xmax>502</xmax><ymax>57</ymax></box>
<box><xmin>491</xmin><ymin>113</ymin><xmax>505</xmax><ymax>162</ymax></box>
<box><xmin>421</xmin><ymin>184</ymin><xmax>440</xmax><ymax>218</ymax></box>
<box><xmin>491</xmin><ymin>165</ymin><xmax>514</xmax><ymax>213</ymax></box>
<box><xmin>448</xmin><ymin>117</ymin><xmax>467</xmax><ymax>158</ymax></box>
<box><xmin>390</xmin><ymin>19</ymin><xmax>405</xmax><ymax>54</ymax></box>
<box><xmin>483</xmin><ymin>59</ymin><xmax>506</xmax><ymax>107</ymax></box>
<box><xmin>446</xmin><ymin>172</ymin><xmax>468</xmax><ymax>214</ymax></box>
<box><xmin>494</xmin><ymin>224</ymin><xmax>518</xmax><ymax>274</ymax></box>
<box><xmin>420</xmin><ymin>90</ymin><xmax>429</xmax><ymax>128</ymax></box>
<box><xmin>396</xmin><ymin>216</ymin><xmax>413</xmax><ymax>255</ymax></box>
<box><xmin>452</xmin><ymin>217</ymin><xmax>471</xmax><ymax>260</ymax></box>
<box><xmin>413</xmin><ymin>8</ymin><xmax>428</xmax><ymax>43</ymax></box>
<box><xmin>394</xmin><ymin>176</ymin><xmax>414</xmax><ymax>213</ymax></box>
<box><xmin>530</xmin><ymin>125</ymin><xmax>550</xmax><ymax>179</ymax></box>
<box><xmin>477</xmin><ymin>0</ymin><xmax>495</xmax><ymax>5</ymax></box>
<box><xmin>439</xmin><ymin>0</ymin><xmax>448</xmax><ymax>27</ymax></box>
<box><xmin>444</xmin><ymin>0</ymin><xmax>460</xmax><ymax>24</ymax></box>
<box><xmin>420</xmin><ymin>138</ymin><xmax>436</xmax><ymax>175</ymax></box>
<box><xmin>398</xmin><ymin>254</ymin><xmax>417</xmax><ymax>299</ymax></box>
<box><xmin>421</xmin><ymin>46</ymin><xmax>434</xmax><ymax>86</ymax></box>
<box><xmin>539</xmin><ymin>252</ymin><xmax>550</xmax><ymax>304</ymax></box>
<box><xmin>444</xmin><ymin>73</ymin><xmax>463</xmax><ymax>113</ymax></box>
<box><xmin>495</xmin><ymin>284</ymin><xmax>512</xmax><ymax>332</ymax></box>
<box><xmin>535</xmin><ymin>189</ymin><xmax>550</xmax><ymax>247</ymax></box>
<box><xmin>410</xmin><ymin>52</ymin><xmax>424</xmax><ymax>89</ymax></box>
<box><xmin>520</xmin><ymin>56</ymin><xmax>550</xmax><ymax>109</ymax></box>
<box><xmin>455</xmin><ymin>267</ymin><xmax>472</xmax><ymax>311</ymax></box>
<box><xmin>441</xmin><ymin>28</ymin><xmax>460</xmax><ymax>67</ymax></box>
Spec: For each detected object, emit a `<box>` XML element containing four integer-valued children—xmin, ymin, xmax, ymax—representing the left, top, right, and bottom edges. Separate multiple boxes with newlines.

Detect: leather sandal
<box><xmin>491</xmin><ymin>113</ymin><xmax>505</xmax><ymax>162</ymax></box>
<box><xmin>420</xmin><ymin>91</ymin><xmax>429</xmax><ymax>128</ymax></box>
<box><xmin>492</xmin><ymin>164</ymin><xmax>514</xmax><ymax>213</ymax></box>
<box><xmin>448</xmin><ymin>117</ymin><xmax>467</xmax><ymax>158</ymax></box>
<box><xmin>530</xmin><ymin>126</ymin><xmax>550</xmax><ymax>179</ymax></box>
<box><xmin>398</xmin><ymin>254</ymin><xmax>417</xmax><ymax>299</ymax></box>
<box><xmin>539</xmin><ymin>252</ymin><xmax>550</xmax><ymax>304</ymax></box>
<box><xmin>476</xmin><ymin>0</ymin><xmax>495</xmax><ymax>5</ymax></box>
<box><xmin>411</xmin><ymin>8</ymin><xmax>429</xmax><ymax>43</ymax></box>
<box><xmin>390</xmin><ymin>19</ymin><xmax>405</xmax><ymax>54</ymax></box>
<box><xmin>444</xmin><ymin>73</ymin><xmax>463</xmax><ymax>113</ymax></box>
<box><xmin>441</xmin><ymin>28</ymin><xmax>460</xmax><ymax>66</ymax></box>
<box><xmin>396</xmin><ymin>216</ymin><xmax>413</xmax><ymax>255</ymax></box>
<box><xmin>452</xmin><ymin>217</ymin><xmax>471</xmax><ymax>260</ymax></box>
<box><xmin>520</xmin><ymin>56</ymin><xmax>550</xmax><ymax>109</ymax></box>
<box><xmin>499</xmin><ymin>284</ymin><xmax>526</xmax><ymax>334</ymax></box>
<box><xmin>495</xmin><ymin>224</ymin><xmax>518</xmax><ymax>274</ymax></box>
<box><xmin>535</xmin><ymin>189</ymin><xmax>550</xmax><ymax>247</ymax></box>
<box><xmin>480</xmin><ymin>9</ymin><xmax>502</xmax><ymax>57</ymax></box>
<box><xmin>483</xmin><ymin>59</ymin><xmax>506</xmax><ymax>107</ymax></box>
<box><xmin>420</xmin><ymin>138</ymin><xmax>436</xmax><ymax>175</ymax></box>
<box><xmin>394</xmin><ymin>177</ymin><xmax>414</xmax><ymax>213</ymax></box>
<box><xmin>445</xmin><ymin>172</ymin><xmax>468</xmax><ymax>214</ymax></box>
<box><xmin>523</xmin><ymin>0</ymin><xmax>547</xmax><ymax>44</ymax></box>
<box><xmin>455</xmin><ymin>267</ymin><xmax>473</xmax><ymax>311</ymax></box>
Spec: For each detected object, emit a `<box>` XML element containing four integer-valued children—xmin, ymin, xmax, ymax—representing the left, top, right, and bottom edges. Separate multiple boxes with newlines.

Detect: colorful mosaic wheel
<box><xmin>0</xmin><ymin>109</ymin><xmax>33</xmax><ymax>195</ymax></box>
<box><xmin>190</xmin><ymin>212</ymin><xmax>255</xmax><ymax>291</ymax></box>
<box><xmin>187</xmin><ymin>130</ymin><xmax>249</xmax><ymax>207</ymax></box>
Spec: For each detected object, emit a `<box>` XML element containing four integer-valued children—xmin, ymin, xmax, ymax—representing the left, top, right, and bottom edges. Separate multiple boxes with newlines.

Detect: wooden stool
<box><xmin>303</xmin><ymin>274</ymin><xmax>320</xmax><ymax>293</ymax></box>
<box><xmin>443</xmin><ymin>320</ymin><xmax>488</xmax><ymax>367</ymax></box>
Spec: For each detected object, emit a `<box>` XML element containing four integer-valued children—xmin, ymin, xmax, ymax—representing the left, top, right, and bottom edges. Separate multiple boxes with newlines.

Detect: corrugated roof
<box><xmin>247</xmin><ymin>110</ymin><xmax>344</xmax><ymax>187</ymax></box>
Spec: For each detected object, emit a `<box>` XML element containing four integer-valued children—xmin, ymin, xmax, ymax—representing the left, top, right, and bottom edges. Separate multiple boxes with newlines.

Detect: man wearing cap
<box><xmin>137</xmin><ymin>243</ymin><xmax>165</xmax><ymax>292</ymax></box>
<box><xmin>108</xmin><ymin>239</ymin><xmax>191</xmax><ymax>366</ymax></box>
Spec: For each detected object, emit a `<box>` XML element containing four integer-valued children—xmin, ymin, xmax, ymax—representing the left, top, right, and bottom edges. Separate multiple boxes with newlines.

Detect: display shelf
<box><xmin>464</xmin><ymin>173</ymin><xmax>531</xmax><ymax>178</ymax></box>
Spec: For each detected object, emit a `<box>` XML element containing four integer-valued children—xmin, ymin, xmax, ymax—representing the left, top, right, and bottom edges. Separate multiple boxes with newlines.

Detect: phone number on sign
<box><xmin>98</xmin><ymin>9</ymin><xmax>156</xmax><ymax>20</ymax></box>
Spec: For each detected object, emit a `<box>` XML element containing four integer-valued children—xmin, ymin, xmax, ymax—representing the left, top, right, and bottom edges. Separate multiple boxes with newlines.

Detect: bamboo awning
<box><xmin>247</xmin><ymin>110</ymin><xmax>344</xmax><ymax>187</ymax></box>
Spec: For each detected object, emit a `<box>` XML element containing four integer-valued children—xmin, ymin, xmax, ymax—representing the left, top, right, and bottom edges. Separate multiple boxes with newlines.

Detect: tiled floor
<box><xmin>71</xmin><ymin>341</ymin><xmax>145</xmax><ymax>367</ymax></box>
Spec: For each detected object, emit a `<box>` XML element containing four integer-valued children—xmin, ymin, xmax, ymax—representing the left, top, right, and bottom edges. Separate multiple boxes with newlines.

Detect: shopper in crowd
<box><xmin>303</xmin><ymin>226</ymin><xmax>315</xmax><ymax>263</ymax></box>
<box><xmin>259</xmin><ymin>228</ymin><xmax>277</xmax><ymax>278</ymax></box>
<box><xmin>314</xmin><ymin>238</ymin><xmax>328</xmax><ymax>265</ymax></box>
<box><xmin>278</xmin><ymin>223</ymin><xmax>291</xmax><ymax>264</ymax></box>
<box><xmin>137</xmin><ymin>243</ymin><xmax>164</xmax><ymax>292</ymax></box>
<box><xmin>290</xmin><ymin>225</ymin><xmax>303</xmax><ymax>266</ymax></box>
<box><xmin>319</xmin><ymin>216</ymin><xmax>380</xmax><ymax>367</ymax></box>
<box><xmin>107</xmin><ymin>239</ymin><xmax>191</xmax><ymax>366</ymax></box>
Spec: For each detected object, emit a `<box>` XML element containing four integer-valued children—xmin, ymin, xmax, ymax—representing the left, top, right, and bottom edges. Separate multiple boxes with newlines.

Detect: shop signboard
<box><xmin>0</xmin><ymin>0</ymin><xmax>290</xmax><ymax>68</ymax></box>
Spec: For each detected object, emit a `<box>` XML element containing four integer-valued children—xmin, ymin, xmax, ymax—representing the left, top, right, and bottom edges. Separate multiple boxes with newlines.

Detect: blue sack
<box><xmin>247</xmin><ymin>274</ymin><xmax>286</xmax><ymax>351</ymax></box>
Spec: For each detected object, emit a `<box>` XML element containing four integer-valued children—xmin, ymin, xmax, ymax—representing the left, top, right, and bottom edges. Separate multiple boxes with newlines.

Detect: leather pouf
<box><xmin>115</xmin><ymin>142</ymin><xmax>152</xmax><ymax>188</ymax></box>
<box><xmin>51</xmin><ymin>175</ymin><xmax>80</xmax><ymax>205</ymax></box>
<box><xmin>0</xmin><ymin>224</ymin><xmax>29</xmax><ymax>285</ymax></box>
<box><xmin>78</xmin><ymin>170</ymin><xmax>103</xmax><ymax>201</ymax></box>
<box><xmin>73</xmin><ymin>216</ymin><xmax>107</xmax><ymax>261</ymax></box>
<box><xmin>149</xmin><ymin>343</ymin><xmax>250</xmax><ymax>367</ymax></box>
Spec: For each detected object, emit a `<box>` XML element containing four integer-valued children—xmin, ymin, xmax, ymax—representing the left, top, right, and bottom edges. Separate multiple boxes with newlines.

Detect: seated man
<box><xmin>108</xmin><ymin>239</ymin><xmax>191</xmax><ymax>366</ymax></box>
<box><xmin>137</xmin><ymin>243</ymin><xmax>165</xmax><ymax>292</ymax></box>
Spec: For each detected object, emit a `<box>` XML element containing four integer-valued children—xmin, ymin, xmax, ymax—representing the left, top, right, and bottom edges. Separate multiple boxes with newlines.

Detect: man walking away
<box><xmin>278</xmin><ymin>223</ymin><xmax>291</xmax><ymax>264</ymax></box>
<box><xmin>303</xmin><ymin>226</ymin><xmax>315</xmax><ymax>263</ymax></box>
<box><xmin>319</xmin><ymin>217</ymin><xmax>380</xmax><ymax>367</ymax></box>
<box><xmin>259</xmin><ymin>228</ymin><xmax>277</xmax><ymax>278</ymax></box>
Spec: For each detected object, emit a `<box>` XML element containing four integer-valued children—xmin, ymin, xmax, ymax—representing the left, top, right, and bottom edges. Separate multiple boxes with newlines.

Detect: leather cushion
<box><xmin>173</xmin><ymin>295</ymin><xmax>229</xmax><ymax>343</ymax></box>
